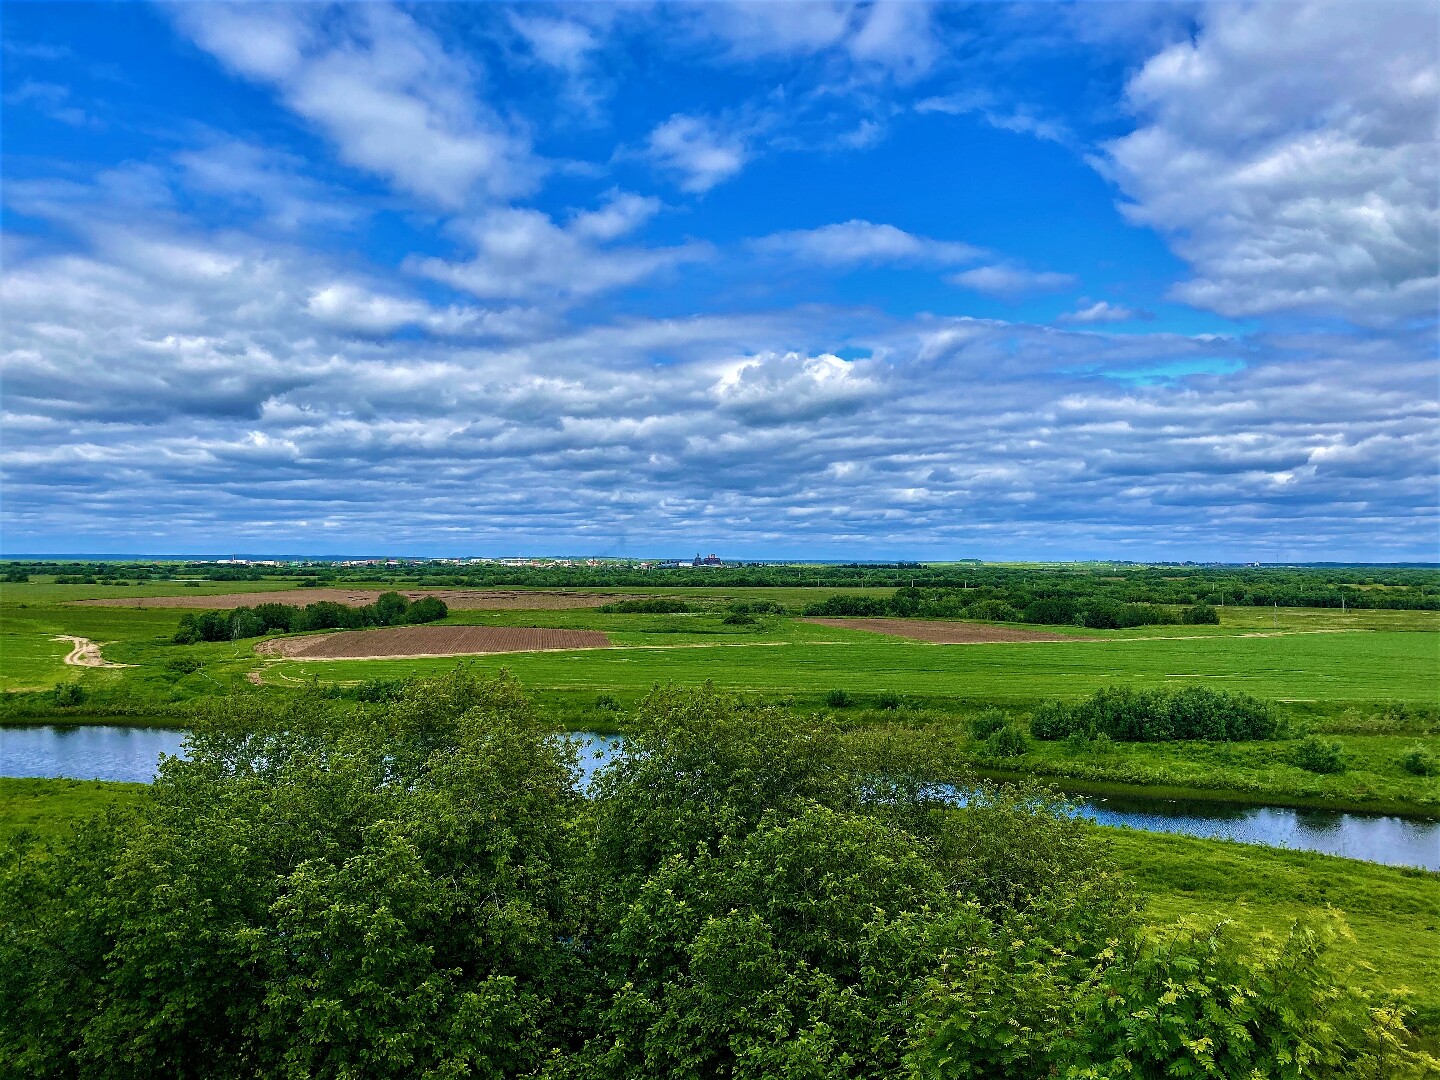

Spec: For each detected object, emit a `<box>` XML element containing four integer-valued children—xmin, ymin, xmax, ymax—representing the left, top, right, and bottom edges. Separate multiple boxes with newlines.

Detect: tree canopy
<box><xmin>1</xmin><ymin>672</ymin><xmax>1432</xmax><ymax>1078</ymax></box>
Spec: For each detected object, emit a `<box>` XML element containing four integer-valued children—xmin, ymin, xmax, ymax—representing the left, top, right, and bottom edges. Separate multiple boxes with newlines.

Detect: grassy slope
<box><xmin>1106</xmin><ymin>829</ymin><xmax>1440</xmax><ymax>1034</ymax></box>
<box><xmin>0</xmin><ymin>778</ymin><xmax>149</xmax><ymax>839</ymax></box>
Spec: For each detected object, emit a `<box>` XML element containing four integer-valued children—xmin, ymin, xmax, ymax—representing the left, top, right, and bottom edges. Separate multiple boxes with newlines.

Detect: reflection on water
<box><xmin>4</xmin><ymin>727</ymin><xmax>1436</xmax><ymax>871</ymax></box>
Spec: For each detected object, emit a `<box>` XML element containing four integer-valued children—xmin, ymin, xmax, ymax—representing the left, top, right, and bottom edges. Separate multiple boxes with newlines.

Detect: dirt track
<box><xmin>74</xmin><ymin>589</ymin><xmax>645</xmax><ymax>611</ymax></box>
<box><xmin>53</xmin><ymin>635</ymin><xmax>131</xmax><ymax>667</ymax></box>
<box><xmin>257</xmin><ymin>624</ymin><xmax>612</xmax><ymax>660</ymax></box>
<box><xmin>802</xmin><ymin>619</ymin><xmax>1089</xmax><ymax>644</ymax></box>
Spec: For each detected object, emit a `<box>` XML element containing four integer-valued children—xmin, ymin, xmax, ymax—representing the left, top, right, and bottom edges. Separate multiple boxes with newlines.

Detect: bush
<box><xmin>164</xmin><ymin>656</ymin><xmax>203</xmax><ymax>676</ymax></box>
<box><xmin>726</xmin><ymin>600</ymin><xmax>785</xmax><ymax>615</ymax></box>
<box><xmin>1292</xmin><ymin>736</ymin><xmax>1347</xmax><ymax>774</ymax></box>
<box><xmin>802</xmin><ymin>595</ymin><xmax>888</xmax><ymax>617</ymax></box>
<box><xmin>1028</xmin><ymin>686</ymin><xmax>1277</xmax><ymax>743</ymax></box>
<box><xmin>172</xmin><ymin>593</ymin><xmax>446</xmax><ymax>644</ymax></box>
<box><xmin>1182</xmin><ymin>602</ymin><xmax>1221</xmax><ymax>624</ymax></box>
<box><xmin>594</xmin><ymin>693</ymin><xmax>621</xmax><ymax>712</ymax></box>
<box><xmin>1400</xmin><ymin>744</ymin><xmax>1437</xmax><ymax>776</ymax></box>
<box><xmin>721</xmin><ymin>611</ymin><xmax>756</xmax><ymax>625</ymax></box>
<box><xmin>825</xmin><ymin>688</ymin><xmax>853</xmax><ymax>708</ymax></box>
<box><xmin>50</xmin><ymin>682</ymin><xmax>86</xmax><ymax>707</ymax></box>
<box><xmin>963</xmin><ymin>599</ymin><xmax>1022</xmax><ymax>622</ymax></box>
<box><xmin>598</xmin><ymin>598</ymin><xmax>690</xmax><ymax>614</ymax></box>
<box><xmin>352</xmin><ymin>678</ymin><xmax>411</xmax><ymax>703</ymax></box>
<box><xmin>876</xmin><ymin>690</ymin><xmax>902</xmax><ymax>710</ymax></box>
<box><xmin>1021</xmin><ymin>597</ymin><xmax>1076</xmax><ymax>625</ymax></box>
<box><xmin>968</xmin><ymin>707</ymin><xmax>1009</xmax><ymax>741</ymax></box>
<box><xmin>984</xmin><ymin>724</ymin><xmax>1029</xmax><ymax>758</ymax></box>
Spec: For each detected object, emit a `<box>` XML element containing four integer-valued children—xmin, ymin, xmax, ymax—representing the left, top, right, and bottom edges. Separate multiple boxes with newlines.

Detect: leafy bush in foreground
<box><xmin>1030</xmin><ymin>685</ymin><xmax>1278</xmax><ymax>743</ymax></box>
<box><xmin>1401</xmin><ymin>745</ymin><xmax>1438</xmax><ymax>776</ymax></box>
<box><xmin>1</xmin><ymin>673</ymin><xmax>1430</xmax><ymax>1079</ymax></box>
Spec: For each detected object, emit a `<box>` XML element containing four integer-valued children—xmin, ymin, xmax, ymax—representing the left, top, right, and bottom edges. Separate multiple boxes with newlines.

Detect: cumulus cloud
<box><xmin>753</xmin><ymin>221</ymin><xmax>981</xmax><ymax>267</ymax></box>
<box><xmin>1101</xmin><ymin>1</ymin><xmax>1439</xmax><ymax>323</ymax></box>
<box><xmin>949</xmin><ymin>263</ymin><xmax>1076</xmax><ymax>297</ymax></box>
<box><xmin>645</xmin><ymin>114</ymin><xmax>750</xmax><ymax>192</ymax></box>
<box><xmin>173</xmin><ymin>3</ymin><xmax>536</xmax><ymax>207</ymax></box>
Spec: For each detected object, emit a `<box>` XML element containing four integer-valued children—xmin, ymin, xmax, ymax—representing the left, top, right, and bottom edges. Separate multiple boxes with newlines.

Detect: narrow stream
<box><xmin>3</xmin><ymin>726</ymin><xmax>1436</xmax><ymax>871</ymax></box>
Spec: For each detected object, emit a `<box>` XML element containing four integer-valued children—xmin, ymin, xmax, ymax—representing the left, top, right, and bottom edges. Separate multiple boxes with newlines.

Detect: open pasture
<box><xmin>71</xmin><ymin>587</ymin><xmax>650</xmax><ymax>610</ymax></box>
<box><xmin>264</xmin><ymin>626</ymin><xmax>1439</xmax><ymax>703</ymax></box>
<box><xmin>803</xmin><ymin>617</ymin><xmax>1090</xmax><ymax>643</ymax></box>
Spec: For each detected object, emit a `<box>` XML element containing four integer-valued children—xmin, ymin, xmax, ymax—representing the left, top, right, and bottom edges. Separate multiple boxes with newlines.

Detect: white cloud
<box><xmin>949</xmin><ymin>263</ymin><xmax>1076</xmax><ymax>297</ymax></box>
<box><xmin>174</xmin><ymin>4</ymin><xmax>536</xmax><ymax>207</ymax></box>
<box><xmin>4</xmin><ymin>80</ymin><xmax>94</xmax><ymax>126</ymax></box>
<box><xmin>915</xmin><ymin>90</ymin><xmax>1070</xmax><ymax>145</ymax></box>
<box><xmin>1101</xmin><ymin>1</ymin><xmax>1438</xmax><ymax>323</ymax></box>
<box><xmin>1059</xmin><ymin>300</ymin><xmax>1148</xmax><ymax>325</ymax></box>
<box><xmin>410</xmin><ymin>201</ymin><xmax>708</xmax><ymax>302</ymax></box>
<box><xmin>754</xmin><ymin>220</ymin><xmax>981</xmax><ymax>267</ymax></box>
<box><xmin>646</xmin><ymin>114</ymin><xmax>749</xmax><ymax>193</ymax></box>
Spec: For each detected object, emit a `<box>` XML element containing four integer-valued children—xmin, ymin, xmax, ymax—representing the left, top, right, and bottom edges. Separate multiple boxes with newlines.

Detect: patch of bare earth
<box><xmin>53</xmin><ymin>635</ymin><xmax>131</xmax><ymax>668</ymax></box>
<box><xmin>256</xmin><ymin>624</ymin><xmax>611</xmax><ymax>660</ymax></box>
<box><xmin>802</xmin><ymin>619</ymin><xmax>1089</xmax><ymax>644</ymax></box>
<box><xmin>73</xmin><ymin>589</ymin><xmax>647</xmax><ymax>611</ymax></box>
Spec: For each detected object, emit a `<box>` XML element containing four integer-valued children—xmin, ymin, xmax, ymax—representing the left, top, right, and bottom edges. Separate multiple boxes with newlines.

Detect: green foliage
<box><xmin>1400</xmin><ymin>744</ymin><xmax>1438</xmax><ymax>777</ymax></box>
<box><xmin>721</xmin><ymin>610</ymin><xmax>757</xmax><ymax>625</ymax></box>
<box><xmin>593</xmin><ymin>693</ymin><xmax>621</xmax><ymax>712</ymax></box>
<box><xmin>967</xmin><ymin>706</ymin><xmax>1009</xmax><ymax>740</ymax></box>
<box><xmin>1029</xmin><ymin>685</ymin><xmax>1278</xmax><ymax>743</ymax></box>
<box><xmin>1</xmin><ymin>675</ymin><xmax>1433</xmax><ymax>1078</ymax></box>
<box><xmin>876</xmin><ymin>689</ymin><xmax>902</xmax><ymax>710</ymax></box>
<box><xmin>983</xmin><ymin>723</ymin><xmax>1029</xmax><ymax>758</ymax></box>
<box><xmin>596</xmin><ymin>598</ymin><xmax>690</xmax><ymax>613</ymax></box>
<box><xmin>726</xmin><ymin>599</ymin><xmax>786</xmax><ymax>615</ymax></box>
<box><xmin>1294</xmin><ymin>736</ymin><xmax>1348</xmax><ymax>774</ymax></box>
<box><xmin>163</xmin><ymin>655</ymin><xmax>203</xmax><ymax>676</ymax></box>
<box><xmin>1184</xmin><ymin>601</ymin><xmax>1222</xmax><ymax>624</ymax></box>
<box><xmin>49</xmin><ymin>681</ymin><xmax>85</xmax><ymax>706</ymax></box>
<box><xmin>172</xmin><ymin>591</ymin><xmax>448</xmax><ymax>643</ymax></box>
<box><xmin>826</xmin><ymin>688</ymin><xmax>853</xmax><ymax>708</ymax></box>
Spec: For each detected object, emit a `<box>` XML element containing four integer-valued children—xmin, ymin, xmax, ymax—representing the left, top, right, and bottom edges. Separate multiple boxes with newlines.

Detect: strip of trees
<box><xmin>801</xmin><ymin>589</ymin><xmax>1221</xmax><ymax>628</ymax></box>
<box><xmin>172</xmin><ymin>591</ymin><xmax>447</xmax><ymax>643</ymax></box>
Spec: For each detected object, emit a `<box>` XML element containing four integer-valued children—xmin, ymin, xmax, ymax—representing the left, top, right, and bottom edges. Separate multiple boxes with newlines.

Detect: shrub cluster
<box><xmin>172</xmin><ymin>591</ymin><xmax>446</xmax><ymax>643</ymax></box>
<box><xmin>1030</xmin><ymin>686</ymin><xmax>1278</xmax><ymax>743</ymax></box>
<box><xmin>800</xmin><ymin>590</ymin><xmax>1217</xmax><ymax>630</ymax></box>
<box><xmin>3</xmin><ymin>674</ymin><xmax>1431</xmax><ymax>1079</ymax></box>
<box><xmin>1293</xmin><ymin>736</ymin><xmax>1348</xmax><ymax>775</ymax></box>
<box><xmin>596</xmin><ymin>597</ymin><xmax>690</xmax><ymax>613</ymax></box>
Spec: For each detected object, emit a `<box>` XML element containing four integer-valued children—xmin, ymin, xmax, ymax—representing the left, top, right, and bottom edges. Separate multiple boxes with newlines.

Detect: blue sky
<box><xmin>2</xmin><ymin>1</ymin><xmax>1436</xmax><ymax>560</ymax></box>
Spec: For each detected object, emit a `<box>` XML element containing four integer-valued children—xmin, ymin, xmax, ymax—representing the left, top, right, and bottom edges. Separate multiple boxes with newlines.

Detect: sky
<box><xmin>1</xmin><ymin>1</ymin><xmax>1436</xmax><ymax>561</ymax></box>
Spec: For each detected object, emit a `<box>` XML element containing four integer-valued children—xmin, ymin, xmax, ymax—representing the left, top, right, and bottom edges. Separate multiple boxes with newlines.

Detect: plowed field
<box><xmin>257</xmin><ymin>624</ymin><xmax>611</xmax><ymax>660</ymax></box>
<box><xmin>75</xmin><ymin>589</ymin><xmax>643</xmax><ymax>611</ymax></box>
<box><xmin>803</xmin><ymin>618</ymin><xmax>1088</xmax><ymax>644</ymax></box>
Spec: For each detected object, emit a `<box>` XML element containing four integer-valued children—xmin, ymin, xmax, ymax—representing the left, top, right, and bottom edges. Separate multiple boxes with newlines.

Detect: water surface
<box><xmin>5</xmin><ymin>726</ymin><xmax>1436</xmax><ymax>870</ymax></box>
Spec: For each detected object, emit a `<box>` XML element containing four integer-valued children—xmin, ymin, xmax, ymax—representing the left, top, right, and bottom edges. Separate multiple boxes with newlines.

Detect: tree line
<box><xmin>801</xmin><ymin>588</ymin><xmax>1221</xmax><ymax>628</ymax></box>
<box><xmin>172</xmin><ymin>592</ymin><xmax>447</xmax><ymax>643</ymax></box>
<box><xmin>1</xmin><ymin>673</ymin><xmax>1432</xmax><ymax>1078</ymax></box>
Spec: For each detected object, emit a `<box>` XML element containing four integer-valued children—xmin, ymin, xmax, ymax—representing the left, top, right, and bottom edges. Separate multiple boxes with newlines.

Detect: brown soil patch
<box><xmin>803</xmin><ymin>619</ymin><xmax>1089</xmax><ymax>644</ymax></box>
<box><xmin>73</xmin><ymin>589</ymin><xmax>646</xmax><ymax>611</ymax></box>
<box><xmin>53</xmin><ymin>635</ymin><xmax>131</xmax><ymax>668</ymax></box>
<box><xmin>256</xmin><ymin>624</ymin><xmax>611</xmax><ymax>660</ymax></box>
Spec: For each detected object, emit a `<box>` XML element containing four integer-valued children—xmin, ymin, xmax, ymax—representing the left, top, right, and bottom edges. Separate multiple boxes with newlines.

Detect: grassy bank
<box><xmin>0</xmin><ymin>778</ymin><xmax>149</xmax><ymax>840</ymax></box>
<box><xmin>1107</xmin><ymin>829</ymin><xmax>1440</xmax><ymax>1040</ymax></box>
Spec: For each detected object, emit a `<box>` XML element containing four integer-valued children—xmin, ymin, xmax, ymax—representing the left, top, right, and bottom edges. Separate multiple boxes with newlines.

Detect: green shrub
<box><xmin>726</xmin><ymin>600</ymin><xmax>785</xmax><ymax>615</ymax></box>
<box><xmin>1292</xmin><ymin>736</ymin><xmax>1347</xmax><ymax>774</ymax></box>
<box><xmin>721</xmin><ymin>611</ymin><xmax>756</xmax><ymax>625</ymax></box>
<box><xmin>984</xmin><ymin>724</ymin><xmax>1029</xmax><ymax>758</ymax></box>
<box><xmin>594</xmin><ymin>693</ymin><xmax>621</xmax><ymax>712</ymax></box>
<box><xmin>1400</xmin><ymin>744</ymin><xmax>1437</xmax><ymax>776</ymax></box>
<box><xmin>1182</xmin><ymin>602</ymin><xmax>1221</xmax><ymax>624</ymax></box>
<box><xmin>1028</xmin><ymin>686</ymin><xmax>1276</xmax><ymax>743</ymax></box>
<box><xmin>825</xmin><ymin>688</ymin><xmax>853</xmax><ymax>708</ymax></box>
<box><xmin>968</xmin><ymin>707</ymin><xmax>1009</xmax><ymax>741</ymax></box>
<box><xmin>876</xmin><ymin>690</ymin><xmax>902</xmax><ymax>710</ymax></box>
<box><xmin>50</xmin><ymin>683</ymin><xmax>86</xmax><ymax>707</ymax></box>
<box><xmin>164</xmin><ymin>656</ymin><xmax>203</xmax><ymax>676</ymax></box>
<box><xmin>964</xmin><ymin>599</ymin><xmax>1023</xmax><ymax>622</ymax></box>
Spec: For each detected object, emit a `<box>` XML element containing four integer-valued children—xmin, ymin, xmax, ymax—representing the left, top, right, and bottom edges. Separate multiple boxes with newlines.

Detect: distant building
<box><xmin>692</xmin><ymin>553</ymin><xmax>724</xmax><ymax>567</ymax></box>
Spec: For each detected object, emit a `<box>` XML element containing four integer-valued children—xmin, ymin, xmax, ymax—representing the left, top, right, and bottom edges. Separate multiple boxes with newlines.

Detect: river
<box><xmin>3</xmin><ymin>725</ymin><xmax>1436</xmax><ymax>871</ymax></box>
